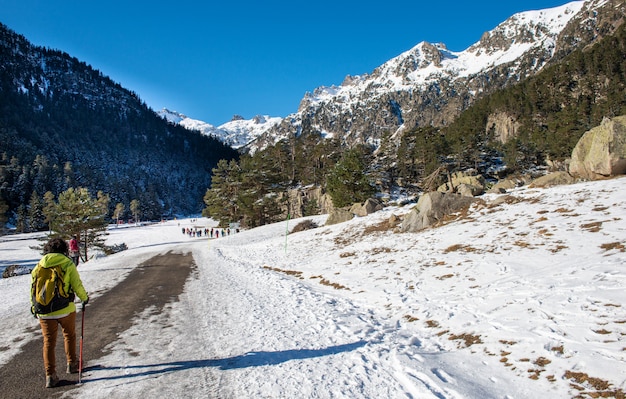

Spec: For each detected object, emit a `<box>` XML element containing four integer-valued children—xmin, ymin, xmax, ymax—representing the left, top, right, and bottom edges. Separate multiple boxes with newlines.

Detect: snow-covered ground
<box><xmin>1</xmin><ymin>177</ymin><xmax>625</xmax><ymax>398</ymax></box>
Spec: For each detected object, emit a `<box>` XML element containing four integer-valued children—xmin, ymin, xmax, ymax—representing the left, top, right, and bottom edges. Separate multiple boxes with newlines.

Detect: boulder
<box><xmin>2</xmin><ymin>264</ymin><xmax>31</xmax><ymax>278</ymax></box>
<box><xmin>529</xmin><ymin>171</ymin><xmax>575</xmax><ymax>188</ymax></box>
<box><xmin>487</xmin><ymin>176</ymin><xmax>530</xmax><ymax>194</ymax></box>
<box><xmin>569</xmin><ymin>115</ymin><xmax>626</xmax><ymax>180</ymax></box>
<box><xmin>325</xmin><ymin>208</ymin><xmax>353</xmax><ymax>226</ymax></box>
<box><xmin>456</xmin><ymin>183</ymin><xmax>482</xmax><ymax>197</ymax></box>
<box><xmin>349</xmin><ymin>198</ymin><xmax>383</xmax><ymax>217</ymax></box>
<box><xmin>400</xmin><ymin>191</ymin><xmax>477</xmax><ymax>233</ymax></box>
<box><xmin>438</xmin><ymin>172</ymin><xmax>486</xmax><ymax>196</ymax></box>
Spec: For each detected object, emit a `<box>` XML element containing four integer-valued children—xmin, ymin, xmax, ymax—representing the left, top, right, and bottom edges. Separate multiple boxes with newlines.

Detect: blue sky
<box><xmin>2</xmin><ymin>0</ymin><xmax>573</xmax><ymax>125</ymax></box>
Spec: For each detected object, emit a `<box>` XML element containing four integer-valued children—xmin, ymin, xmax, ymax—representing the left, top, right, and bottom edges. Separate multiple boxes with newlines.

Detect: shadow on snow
<box><xmin>83</xmin><ymin>340</ymin><xmax>368</xmax><ymax>383</ymax></box>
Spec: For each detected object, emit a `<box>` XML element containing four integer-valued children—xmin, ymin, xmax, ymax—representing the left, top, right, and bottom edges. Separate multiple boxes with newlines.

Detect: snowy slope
<box><xmin>1</xmin><ymin>176</ymin><xmax>624</xmax><ymax>398</ymax></box>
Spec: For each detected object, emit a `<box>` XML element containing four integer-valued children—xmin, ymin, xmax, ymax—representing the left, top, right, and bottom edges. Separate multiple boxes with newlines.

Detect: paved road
<box><xmin>0</xmin><ymin>251</ymin><xmax>195</xmax><ymax>399</ymax></box>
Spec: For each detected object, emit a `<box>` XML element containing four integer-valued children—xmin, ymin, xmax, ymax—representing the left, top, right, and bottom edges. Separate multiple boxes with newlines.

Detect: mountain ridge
<box><xmin>157</xmin><ymin>108</ymin><xmax>280</xmax><ymax>149</ymax></box>
<box><xmin>167</xmin><ymin>0</ymin><xmax>624</xmax><ymax>154</ymax></box>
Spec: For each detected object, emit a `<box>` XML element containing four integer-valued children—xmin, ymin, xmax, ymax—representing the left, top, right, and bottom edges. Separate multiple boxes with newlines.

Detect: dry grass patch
<box><xmin>339</xmin><ymin>251</ymin><xmax>356</xmax><ymax>258</ymax></box>
<box><xmin>581</xmin><ymin>221</ymin><xmax>603</xmax><ymax>232</ymax></box>
<box><xmin>263</xmin><ymin>266</ymin><xmax>303</xmax><ymax>279</ymax></box>
<box><xmin>369</xmin><ymin>247</ymin><xmax>394</xmax><ymax>255</ymax></box>
<box><xmin>443</xmin><ymin>244</ymin><xmax>479</xmax><ymax>253</ymax></box>
<box><xmin>537</xmin><ymin>228</ymin><xmax>554</xmax><ymax>236</ymax></box>
<box><xmin>425</xmin><ymin>320</ymin><xmax>440</xmax><ymax>328</ymax></box>
<box><xmin>438</xmin><ymin>201</ymin><xmax>484</xmax><ymax>226</ymax></box>
<box><xmin>333</xmin><ymin>228</ymin><xmax>362</xmax><ymax>247</ymax></box>
<box><xmin>600</xmin><ymin>242</ymin><xmax>625</xmax><ymax>252</ymax></box>
<box><xmin>449</xmin><ymin>332</ymin><xmax>483</xmax><ymax>347</ymax></box>
<box><xmin>363</xmin><ymin>220</ymin><xmax>395</xmax><ymax>234</ymax></box>
<box><xmin>551</xmin><ymin>345</ymin><xmax>564</xmax><ymax>354</ymax></box>
<box><xmin>534</xmin><ymin>357</ymin><xmax>552</xmax><ymax>367</ymax></box>
<box><xmin>563</xmin><ymin>371</ymin><xmax>626</xmax><ymax>398</ymax></box>
<box><xmin>550</xmin><ymin>244</ymin><xmax>569</xmax><ymax>253</ymax></box>
<box><xmin>319</xmin><ymin>278</ymin><xmax>349</xmax><ymax>290</ymax></box>
<box><xmin>437</xmin><ymin>274</ymin><xmax>455</xmax><ymax>280</ymax></box>
<box><xmin>403</xmin><ymin>315</ymin><xmax>419</xmax><ymax>322</ymax></box>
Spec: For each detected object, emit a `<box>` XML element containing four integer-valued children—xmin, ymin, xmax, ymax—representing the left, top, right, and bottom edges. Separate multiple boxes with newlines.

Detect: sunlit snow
<box><xmin>1</xmin><ymin>176</ymin><xmax>624</xmax><ymax>398</ymax></box>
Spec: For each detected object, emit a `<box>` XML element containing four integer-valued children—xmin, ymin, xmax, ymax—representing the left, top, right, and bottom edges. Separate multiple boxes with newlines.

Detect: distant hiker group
<box><xmin>181</xmin><ymin>227</ymin><xmax>238</xmax><ymax>238</ymax></box>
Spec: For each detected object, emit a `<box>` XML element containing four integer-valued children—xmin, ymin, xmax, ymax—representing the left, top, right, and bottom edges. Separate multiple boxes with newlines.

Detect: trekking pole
<box><xmin>79</xmin><ymin>302</ymin><xmax>85</xmax><ymax>384</ymax></box>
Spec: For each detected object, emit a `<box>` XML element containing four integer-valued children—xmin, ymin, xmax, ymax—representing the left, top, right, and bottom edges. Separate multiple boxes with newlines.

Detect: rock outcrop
<box><xmin>400</xmin><ymin>192</ymin><xmax>478</xmax><ymax>233</ymax></box>
<box><xmin>350</xmin><ymin>198</ymin><xmax>383</xmax><ymax>217</ymax></box>
<box><xmin>326</xmin><ymin>208</ymin><xmax>354</xmax><ymax>226</ymax></box>
<box><xmin>569</xmin><ymin>115</ymin><xmax>626</xmax><ymax>180</ymax></box>
<box><xmin>284</xmin><ymin>187</ymin><xmax>334</xmax><ymax>219</ymax></box>
<box><xmin>529</xmin><ymin>171</ymin><xmax>575</xmax><ymax>188</ymax></box>
<box><xmin>437</xmin><ymin>172</ymin><xmax>486</xmax><ymax>197</ymax></box>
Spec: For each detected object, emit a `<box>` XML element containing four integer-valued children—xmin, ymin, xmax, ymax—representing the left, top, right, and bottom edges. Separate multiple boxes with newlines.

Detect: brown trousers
<box><xmin>39</xmin><ymin>312</ymin><xmax>77</xmax><ymax>376</ymax></box>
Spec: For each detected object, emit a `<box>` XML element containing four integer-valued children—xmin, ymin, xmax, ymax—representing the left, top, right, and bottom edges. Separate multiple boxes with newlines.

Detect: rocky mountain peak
<box><xmin>242</xmin><ymin>0</ymin><xmax>624</xmax><ymax>153</ymax></box>
<box><xmin>469</xmin><ymin>2</ymin><xmax>581</xmax><ymax>56</ymax></box>
<box><xmin>372</xmin><ymin>41</ymin><xmax>450</xmax><ymax>81</ymax></box>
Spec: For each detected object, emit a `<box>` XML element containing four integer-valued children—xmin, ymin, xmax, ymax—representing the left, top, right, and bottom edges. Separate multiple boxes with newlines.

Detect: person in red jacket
<box><xmin>31</xmin><ymin>237</ymin><xmax>89</xmax><ymax>388</ymax></box>
<box><xmin>68</xmin><ymin>235</ymin><xmax>80</xmax><ymax>266</ymax></box>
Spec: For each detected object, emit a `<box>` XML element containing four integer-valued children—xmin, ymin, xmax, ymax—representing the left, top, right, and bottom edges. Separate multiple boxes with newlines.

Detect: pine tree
<box><xmin>43</xmin><ymin>187</ymin><xmax>109</xmax><ymax>262</ymax></box>
<box><xmin>325</xmin><ymin>146</ymin><xmax>376</xmax><ymax>208</ymax></box>
<box><xmin>0</xmin><ymin>197</ymin><xmax>7</xmax><ymax>235</ymax></box>
<box><xmin>15</xmin><ymin>204</ymin><xmax>26</xmax><ymax>233</ymax></box>
<box><xmin>130</xmin><ymin>199</ymin><xmax>140</xmax><ymax>224</ymax></box>
<box><xmin>203</xmin><ymin>159</ymin><xmax>242</xmax><ymax>226</ymax></box>
<box><xmin>113</xmin><ymin>202</ymin><xmax>125</xmax><ymax>225</ymax></box>
<box><xmin>28</xmin><ymin>190</ymin><xmax>46</xmax><ymax>232</ymax></box>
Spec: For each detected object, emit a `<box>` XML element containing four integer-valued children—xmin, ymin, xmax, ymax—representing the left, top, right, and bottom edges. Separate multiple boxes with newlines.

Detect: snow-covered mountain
<box><xmin>251</xmin><ymin>0</ymin><xmax>615</xmax><ymax>152</ymax></box>
<box><xmin>158</xmin><ymin>108</ymin><xmax>281</xmax><ymax>150</ymax></box>
<box><xmin>164</xmin><ymin>0</ymin><xmax>624</xmax><ymax>154</ymax></box>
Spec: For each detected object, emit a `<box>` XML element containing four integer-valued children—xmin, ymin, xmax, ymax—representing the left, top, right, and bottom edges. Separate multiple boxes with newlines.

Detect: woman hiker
<box><xmin>30</xmin><ymin>237</ymin><xmax>89</xmax><ymax>388</ymax></box>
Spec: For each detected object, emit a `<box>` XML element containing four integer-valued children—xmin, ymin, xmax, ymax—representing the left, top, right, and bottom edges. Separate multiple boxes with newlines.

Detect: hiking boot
<box><xmin>45</xmin><ymin>374</ymin><xmax>59</xmax><ymax>388</ymax></box>
<box><xmin>67</xmin><ymin>362</ymin><xmax>79</xmax><ymax>374</ymax></box>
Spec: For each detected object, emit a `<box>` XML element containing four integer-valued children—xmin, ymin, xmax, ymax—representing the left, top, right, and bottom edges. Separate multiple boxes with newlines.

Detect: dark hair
<box><xmin>43</xmin><ymin>237</ymin><xmax>69</xmax><ymax>255</ymax></box>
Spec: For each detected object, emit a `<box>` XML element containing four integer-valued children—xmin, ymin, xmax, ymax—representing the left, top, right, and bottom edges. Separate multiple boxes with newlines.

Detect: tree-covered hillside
<box><xmin>443</xmin><ymin>22</ymin><xmax>626</xmax><ymax>173</ymax></box>
<box><xmin>0</xmin><ymin>23</ymin><xmax>238</xmax><ymax>227</ymax></box>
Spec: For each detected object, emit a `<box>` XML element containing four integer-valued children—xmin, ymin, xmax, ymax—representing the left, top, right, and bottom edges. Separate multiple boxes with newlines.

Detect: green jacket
<box><xmin>30</xmin><ymin>253</ymin><xmax>88</xmax><ymax>317</ymax></box>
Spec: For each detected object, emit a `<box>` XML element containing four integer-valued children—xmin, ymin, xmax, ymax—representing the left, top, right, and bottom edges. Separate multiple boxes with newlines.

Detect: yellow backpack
<box><xmin>31</xmin><ymin>265</ymin><xmax>71</xmax><ymax>314</ymax></box>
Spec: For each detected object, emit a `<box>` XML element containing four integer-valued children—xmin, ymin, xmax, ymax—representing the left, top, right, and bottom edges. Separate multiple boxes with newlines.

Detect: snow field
<box><xmin>0</xmin><ymin>176</ymin><xmax>624</xmax><ymax>398</ymax></box>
